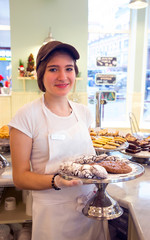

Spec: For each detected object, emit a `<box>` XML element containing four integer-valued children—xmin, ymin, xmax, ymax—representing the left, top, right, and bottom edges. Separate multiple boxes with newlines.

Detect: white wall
<box><xmin>9</xmin><ymin>0</ymin><xmax>88</xmax><ymax>92</ymax></box>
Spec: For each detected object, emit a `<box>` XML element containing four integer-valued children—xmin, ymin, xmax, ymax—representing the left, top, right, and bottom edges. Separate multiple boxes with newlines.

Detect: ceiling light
<box><xmin>43</xmin><ymin>28</ymin><xmax>55</xmax><ymax>45</ymax></box>
<box><xmin>129</xmin><ymin>0</ymin><xmax>148</xmax><ymax>9</ymax></box>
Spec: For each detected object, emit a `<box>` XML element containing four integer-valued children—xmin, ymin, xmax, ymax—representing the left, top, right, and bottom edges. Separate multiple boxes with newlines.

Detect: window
<box><xmin>142</xmin><ymin>5</ymin><xmax>150</xmax><ymax>127</ymax></box>
<box><xmin>88</xmin><ymin>0</ymin><xmax>130</xmax><ymax>128</ymax></box>
<box><xmin>0</xmin><ymin>0</ymin><xmax>11</xmax><ymax>91</ymax></box>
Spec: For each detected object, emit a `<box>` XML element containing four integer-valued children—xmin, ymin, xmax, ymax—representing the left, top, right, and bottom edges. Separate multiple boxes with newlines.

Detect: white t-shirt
<box><xmin>9</xmin><ymin>96</ymin><xmax>94</xmax><ymax>174</ymax></box>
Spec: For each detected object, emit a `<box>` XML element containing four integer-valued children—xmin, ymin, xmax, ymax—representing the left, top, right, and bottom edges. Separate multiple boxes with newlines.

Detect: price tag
<box><xmin>95</xmin><ymin>74</ymin><xmax>116</xmax><ymax>85</ymax></box>
<box><xmin>96</xmin><ymin>57</ymin><xmax>117</xmax><ymax>67</ymax></box>
<box><xmin>101</xmin><ymin>91</ymin><xmax>116</xmax><ymax>101</ymax></box>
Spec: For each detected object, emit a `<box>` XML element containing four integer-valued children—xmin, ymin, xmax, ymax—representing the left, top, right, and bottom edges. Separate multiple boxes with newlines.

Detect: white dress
<box><xmin>9</xmin><ymin>95</ymin><xmax>109</xmax><ymax>240</ymax></box>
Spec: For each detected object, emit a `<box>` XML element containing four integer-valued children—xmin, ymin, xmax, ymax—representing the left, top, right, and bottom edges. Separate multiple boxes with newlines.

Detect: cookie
<box><xmin>93</xmin><ymin>143</ymin><xmax>103</xmax><ymax>148</ymax></box>
<box><xmin>59</xmin><ymin>161</ymin><xmax>108</xmax><ymax>179</ymax></box>
<box><xmin>103</xmin><ymin>144</ymin><xmax>117</xmax><ymax>149</ymax></box>
<box><xmin>97</xmin><ymin>160</ymin><xmax>132</xmax><ymax>174</ymax></box>
<box><xmin>91</xmin><ymin>164</ymin><xmax>108</xmax><ymax>179</ymax></box>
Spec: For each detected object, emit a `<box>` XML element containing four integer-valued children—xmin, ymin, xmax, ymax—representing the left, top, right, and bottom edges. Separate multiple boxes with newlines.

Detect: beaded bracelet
<box><xmin>51</xmin><ymin>173</ymin><xmax>61</xmax><ymax>190</ymax></box>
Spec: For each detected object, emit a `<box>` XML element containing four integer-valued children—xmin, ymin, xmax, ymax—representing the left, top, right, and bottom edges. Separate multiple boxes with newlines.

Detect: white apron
<box><xmin>31</xmin><ymin>97</ymin><xmax>109</xmax><ymax>240</ymax></box>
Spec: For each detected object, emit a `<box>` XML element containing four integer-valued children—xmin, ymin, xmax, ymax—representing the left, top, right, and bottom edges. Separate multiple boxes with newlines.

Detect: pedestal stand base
<box><xmin>82</xmin><ymin>183</ymin><xmax>123</xmax><ymax>220</ymax></box>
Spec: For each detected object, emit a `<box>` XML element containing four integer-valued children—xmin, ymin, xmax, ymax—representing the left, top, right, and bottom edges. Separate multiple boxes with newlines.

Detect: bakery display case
<box><xmin>0</xmin><ymin>151</ymin><xmax>32</xmax><ymax>232</ymax></box>
<box><xmin>0</xmin><ymin>187</ymin><xmax>32</xmax><ymax>224</ymax></box>
<box><xmin>0</xmin><ymin>126</ymin><xmax>149</xmax><ymax>239</ymax></box>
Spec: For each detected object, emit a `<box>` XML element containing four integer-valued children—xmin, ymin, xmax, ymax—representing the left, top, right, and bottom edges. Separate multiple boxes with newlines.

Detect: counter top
<box><xmin>0</xmin><ymin>153</ymin><xmax>150</xmax><ymax>239</ymax></box>
<box><xmin>0</xmin><ymin>154</ymin><xmax>13</xmax><ymax>187</ymax></box>
<box><xmin>107</xmin><ymin>164</ymin><xmax>150</xmax><ymax>240</ymax></box>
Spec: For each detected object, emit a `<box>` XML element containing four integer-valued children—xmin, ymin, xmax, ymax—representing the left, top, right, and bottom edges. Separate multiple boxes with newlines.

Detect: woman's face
<box><xmin>43</xmin><ymin>52</ymin><xmax>76</xmax><ymax>97</ymax></box>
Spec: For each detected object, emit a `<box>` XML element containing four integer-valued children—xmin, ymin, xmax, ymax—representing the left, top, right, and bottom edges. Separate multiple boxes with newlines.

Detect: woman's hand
<box><xmin>54</xmin><ymin>175</ymin><xmax>83</xmax><ymax>189</ymax></box>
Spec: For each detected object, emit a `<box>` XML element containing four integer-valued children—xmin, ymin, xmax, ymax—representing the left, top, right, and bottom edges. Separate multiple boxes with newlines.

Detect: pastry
<box><xmin>0</xmin><ymin>125</ymin><xmax>9</xmax><ymax>139</ymax></box>
<box><xmin>126</xmin><ymin>148</ymin><xmax>141</xmax><ymax>154</ymax></box>
<box><xmin>144</xmin><ymin>136</ymin><xmax>150</xmax><ymax>142</ymax></box>
<box><xmin>107</xmin><ymin>141</ymin><xmax>120</xmax><ymax>147</ymax></box>
<box><xmin>90</xmin><ymin>132</ymin><xmax>97</xmax><ymax>136</ymax></box>
<box><xmin>73</xmin><ymin>154</ymin><xmax>107</xmax><ymax>164</ymax></box>
<box><xmin>125</xmin><ymin>133</ymin><xmax>137</xmax><ymax>144</ymax></box>
<box><xmin>91</xmin><ymin>164</ymin><xmax>108</xmax><ymax>179</ymax></box>
<box><xmin>93</xmin><ymin>143</ymin><xmax>103</xmax><ymax>148</ymax></box>
<box><xmin>97</xmin><ymin>160</ymin><xmax>132</xmax><ymax>174</ymax></box>
<box><xmin>128</xmin><ymin>143</ymin><xmax>141</xmax><ymax>150</ymax></box>
<box><xmin>59</xmin><ymin>161</ymin><xmax>108</xmax><ymax>179</ymax></box>
<box><xmin>103</xmin><ymin>144</ymin><xmax>117</xmax><ymax>149</ymax></box>
<box><xmin>91</xmin><ymin>136</ymin><xmax>96</xmax><ymax>141</ymax></box>
<box><xmin>141</xmin><ymin>147</ymin><xmax>149</xmax><ymax>151</ymax></box>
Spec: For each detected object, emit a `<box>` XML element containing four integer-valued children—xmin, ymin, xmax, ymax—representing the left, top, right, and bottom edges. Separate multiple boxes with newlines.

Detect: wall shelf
<box><xmin>17</xmin><ymin>77</ymin><xmax>36</xmax><ymax>92</ymax></box>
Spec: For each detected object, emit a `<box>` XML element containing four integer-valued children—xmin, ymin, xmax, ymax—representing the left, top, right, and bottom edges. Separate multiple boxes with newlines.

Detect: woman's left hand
<box><xmin>54</xmin><ymin>175</ymin><xmax>83</xmax><ymax>189</ymax></box>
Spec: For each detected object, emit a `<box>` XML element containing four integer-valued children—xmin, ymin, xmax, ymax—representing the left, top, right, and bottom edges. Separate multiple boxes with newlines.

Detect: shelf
<box><xmin>17</xmin><ymin>77</ymin><xmax>36</xmax><ymax>91</ymax></box>
<box><xmin>0</xmin><ymin>187</ymin><xmax>32</xmax><ymax>224</ymax></box>
<box><xmin>17</xmin><ymin>77</ymin><xmax>36</xmax><ymax>80</ymax></box>
<box><xmin>73</xmin><ymin>78</ymin><xmax>83</xmax><ymax>93</ymax></box>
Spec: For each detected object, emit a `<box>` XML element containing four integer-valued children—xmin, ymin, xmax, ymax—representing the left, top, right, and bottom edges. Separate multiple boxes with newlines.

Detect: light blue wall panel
<box><xmin>10</xmin><ymin>0</ymin><xmax>88</xmax><ymax>92</ymax></box>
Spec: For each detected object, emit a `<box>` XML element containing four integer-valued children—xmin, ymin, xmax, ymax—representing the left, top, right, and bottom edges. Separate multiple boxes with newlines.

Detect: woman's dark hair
<box><xmin>36</xmin><ymin>49</ymin><xmax>79</xmax><ymax>92</ymax></box>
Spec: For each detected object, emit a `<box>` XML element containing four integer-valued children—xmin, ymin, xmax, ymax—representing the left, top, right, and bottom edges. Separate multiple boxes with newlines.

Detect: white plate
<box><xmin>95</xmin><ymin>142</ymin><xmax>129</xmax><ymax>153</ymax></box>
<box><xmin>121</xmin><ymin>149</ymin><xmax>150</xmax><ymax>159</ymax></box>
<box><xmin>61</xmin><ymin>162</ymin><xmax>145</xmax><ymax>184</ymax></box>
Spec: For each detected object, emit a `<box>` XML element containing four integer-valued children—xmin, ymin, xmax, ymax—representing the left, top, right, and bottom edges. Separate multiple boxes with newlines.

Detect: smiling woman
<box><xmin>8</xmin><ymin>40</ymin><xmax>109</xmax><ymax>240</ymax></box>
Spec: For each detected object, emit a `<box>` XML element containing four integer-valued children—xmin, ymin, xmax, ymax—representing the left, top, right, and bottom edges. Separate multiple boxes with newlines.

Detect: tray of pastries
<box><xmin>58</xmin><ymin>154</ymin><xmax>144</xmax><ymax>184</ymax></box>
<box><xmin>121</xmin><ymin>133</ymin><xmax>150</xmax><ymax>159</ymax></box>
<box><xmin>90</xmin><ymin>128</ymin><xmax>128</xmax><ymax>153</ymax></box>
<box><xmin>0</xmin><ymin>125</ymin><xmax>10</xmax><ymax>153</ymax></box>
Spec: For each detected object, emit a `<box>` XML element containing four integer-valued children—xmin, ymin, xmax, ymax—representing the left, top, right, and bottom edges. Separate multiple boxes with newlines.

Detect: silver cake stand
<box><xmin>82</xmin><ymin>182</ymin><xmax>122</xmax><ymax>220</ymax></box>
<box><xmin>62</xmin><ymin>162</ymin><xmax>144</xmax><ymax>220</ymax></box>
<box><xmin>121</xmin><ymin>150</ymin><xmax>150</xmax><ymax>165</ymax></box>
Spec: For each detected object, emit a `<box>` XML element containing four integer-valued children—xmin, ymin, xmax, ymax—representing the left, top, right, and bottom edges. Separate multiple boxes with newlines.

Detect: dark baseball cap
<box><xmin>36</xmin><ymin>41</ymin><xmax>80</xmax><ymax>71</ymax></box>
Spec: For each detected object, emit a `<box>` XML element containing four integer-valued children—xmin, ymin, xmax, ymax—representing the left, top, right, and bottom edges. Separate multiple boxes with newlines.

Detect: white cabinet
<box><xmin>0</xmin><ymin>187</ymin><xmax>32</xmax><ymax>224</ymax></box>
<box><xmin>0</xmin><ymin>96</ymin><xmax>11</xmax><ymax>126</ymax></box>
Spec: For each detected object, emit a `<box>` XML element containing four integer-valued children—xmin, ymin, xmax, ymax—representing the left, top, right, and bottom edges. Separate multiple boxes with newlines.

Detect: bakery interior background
<box><xmin>0</xmin><ymin>0</ymin><xmax>150</xmax><ymax>132</ymax></box>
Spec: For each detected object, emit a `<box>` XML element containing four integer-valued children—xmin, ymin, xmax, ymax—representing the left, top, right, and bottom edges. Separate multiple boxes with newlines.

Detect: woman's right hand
<box><xmin>54</xmin><ymin>175</ymin><xmax>83</xmax><ymax>189</ymax></box>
